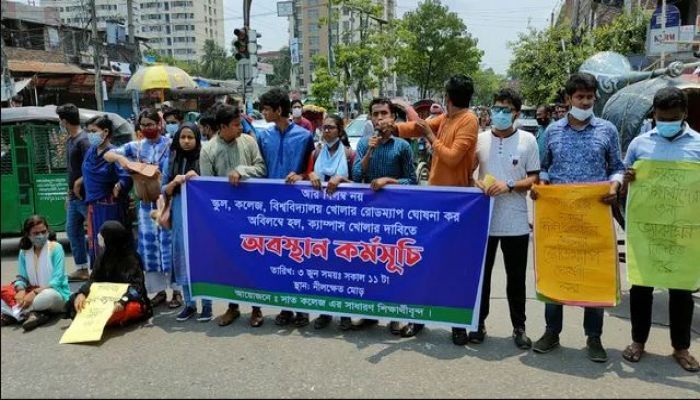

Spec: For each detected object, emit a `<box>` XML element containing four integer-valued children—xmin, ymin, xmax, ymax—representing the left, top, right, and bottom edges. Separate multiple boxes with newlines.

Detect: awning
<box><xmin>8</xmin><ymin>60</ymin><xmax>86</xmax><ymax>74</ymax></box>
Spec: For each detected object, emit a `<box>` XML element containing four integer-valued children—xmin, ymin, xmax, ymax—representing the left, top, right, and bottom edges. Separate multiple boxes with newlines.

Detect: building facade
<box><xmin>40</xmin><ymin>0</ymin><xmax>225</xmax><ymax>62</ymax></box>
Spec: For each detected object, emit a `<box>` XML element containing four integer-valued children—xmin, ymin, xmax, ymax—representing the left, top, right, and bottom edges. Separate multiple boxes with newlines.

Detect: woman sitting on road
<box><xmin>67</xmin><ymin>221</ymin><xmax>152</xmax><ymax>326</ymax></box>
<box><xmin>0</xmin><ymin>215</ymin><xmax>70</xmax><ymax>331</ymax></box>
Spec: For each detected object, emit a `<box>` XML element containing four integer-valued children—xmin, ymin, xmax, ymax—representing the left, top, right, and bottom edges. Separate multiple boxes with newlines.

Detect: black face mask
<box><xmin>537</xmin><ymin>118</ymin><xmax>550</xmax><ymax>127</ymax></box>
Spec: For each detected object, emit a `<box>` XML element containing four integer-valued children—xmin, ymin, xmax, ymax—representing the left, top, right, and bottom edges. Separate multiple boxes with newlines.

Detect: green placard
<box><xmin>626</xmin><ymin>160</ymin><xmax>700</xmax><ymax>290</ymax></box>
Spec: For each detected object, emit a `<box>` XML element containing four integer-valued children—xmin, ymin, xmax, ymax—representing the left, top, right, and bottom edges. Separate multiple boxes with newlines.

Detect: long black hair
<box><xmin>91</xmin><ymin>221</ymin><xmax>143</xmax><ymax>283</ymax></box>
<box><xmin>19</xmin><ymin>215</ymin><xmax>56</xmax><ymax>250</ymax></box>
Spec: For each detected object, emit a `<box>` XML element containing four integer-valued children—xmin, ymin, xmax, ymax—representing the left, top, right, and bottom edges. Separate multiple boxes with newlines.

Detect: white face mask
<box><xmin>97</xmin><ymin>234</ymin><xmax>105</xmax><ymax>249</ymax></box>
<box><xmin>569</xmin><ymin>106</ymin><xmax>594</xmax><ymax>122</ymax></box>
<box><xmin>292</xmin><ymin>108</ymin><xmax>303</xmax><ymax>118</ymax></box>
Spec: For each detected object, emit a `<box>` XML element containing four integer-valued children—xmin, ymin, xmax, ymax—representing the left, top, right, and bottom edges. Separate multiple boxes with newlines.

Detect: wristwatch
<box><xmin>506</xmin><ymin>180</ymin><xmax>515</xmax><ymax>192</ymax></box>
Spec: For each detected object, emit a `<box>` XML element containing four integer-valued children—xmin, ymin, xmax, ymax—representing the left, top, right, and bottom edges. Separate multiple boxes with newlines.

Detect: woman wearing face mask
<box><xmin>0</xmin><ymin>215</ymin><xmax>70</xmax><ymax>331</ymax></box>
<box><xmin>285</xmin><ymin>115</ymin><xmax>356</xmax><ymax>330</ymax></box>
<box><xmin>82</xmin><ymin>116</ymin><xmax>133</xmax><ymax>268</ymax></box>
<box><xmin>104</xmin><ymin>109</ymin><xmax>180</xmax><ymax>309</ymax></box>
<box><xmin>67</xmin><ymin>221</ymin><xmax>152</xmax><ymax>327</ymax></box>
<box><xmin>161</xmin><ymin>123</ymin><xmax>213</xmax><ymax>322</ymax></box>
<box><xmin>290</xmin><ymin>99</ymin><xmax>314</xmax><ymax>133</ymax></box>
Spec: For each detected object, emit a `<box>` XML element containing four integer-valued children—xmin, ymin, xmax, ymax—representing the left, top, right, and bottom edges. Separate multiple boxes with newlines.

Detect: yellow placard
<box><xmin>60</xmin><ymin>283</ymin><xmax>129</xmax><ymax>344</ymax></box>
<box><xmin>483</xmin><ymin>174</ymin><xmax>497</xmax><ymax>190</ymax></box>
<box><xmin>533</xmin><ymin>183</ymin><xmax>619</xmax><ymax>306</ymax></box>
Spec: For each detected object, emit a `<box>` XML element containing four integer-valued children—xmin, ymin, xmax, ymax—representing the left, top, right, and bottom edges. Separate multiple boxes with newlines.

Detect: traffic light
<box><xmin>248</xmin><ymin>29</ymin><xmax>261</xmax><ymax>69</ymax></box>
<box><xmin>234</xmin><ymin>27</ymin><xmax>249</xmax><ymax>60</ymax></box>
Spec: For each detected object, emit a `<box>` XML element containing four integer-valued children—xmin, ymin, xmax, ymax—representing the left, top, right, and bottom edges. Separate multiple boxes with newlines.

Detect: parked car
<box><xmin>345</xmin><ymin>114</ymin><xmax>369</xmax><ymax>150</ymax></box>
<box><xmin>514</xmin><ymin>105</ymin><xmax>538</xmax><ymax>134</ymax></box>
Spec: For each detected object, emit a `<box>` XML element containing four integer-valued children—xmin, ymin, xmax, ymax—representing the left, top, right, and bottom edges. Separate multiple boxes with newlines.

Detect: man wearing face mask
<box><xmin>290</xmin><ymin>99</ymin><xmax>314</xmax><ymax>133</ymax></box>
<box><xmin>474</xmin><ymin>88</ymin><xmax>540</xmax><ymax>349</ymax></box>
<box><xmin>56</xmin><ymin>103</ymin><xmax>91</xmax><ymax>282</ymax></box>
<box><xmin>532</xmin><ymin>72</ymin><xmax>625</xmax><ymax>363</ymax></box>
<box><xmin>163</xmin><ymin>107</ymin><xmax>184</xmax><ymax>138</ymax></box>
<box><xmin>620</xmin><ymin>87</ymin><xmax>700</xmax><ymax>372</ymax></box>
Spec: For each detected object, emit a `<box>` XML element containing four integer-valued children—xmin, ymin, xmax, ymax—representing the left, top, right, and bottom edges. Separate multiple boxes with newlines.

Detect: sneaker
<box><xmin>468</xmin><ymin>326</ymin><xmax>486</xmax><ymax>344</ymax></box>
<box><xmin>513</xmin><ymin>328</ymin><xmax>532</xmax><ymax>350</ymax></box>
<box><xmin>533</xmin><ymin>331</ymin><xmax>560</xmax><ymax>353</ymax></box>
<box><xmin>197</xmin><ymin>306</ymin><xmax>213</xmax><ymax>322</ymax></box>
<box><xmin>68</xmin><ymin>269</ymin><xmax>90</xmax><ymax>282</ymax></box>
<box><xmin>176</xmin><ymin>306</ymin><xmax>197</xmax><ymax>321</ymax></box>
<box><xmin>22</xmin><ymin>311</ymin><xmax>51</xmax><ymax>332</ymax></box>
<box><xmin>586</xmin><ymin>337</ymin><xmax>608</xmax><ymax>362</ymax></box>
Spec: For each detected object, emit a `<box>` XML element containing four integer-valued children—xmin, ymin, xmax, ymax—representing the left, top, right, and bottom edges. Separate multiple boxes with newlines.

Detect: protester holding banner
<box><xmin>82</xmin><ymin>116</ymin><xmax>133</xmax><ymax>271</ymax></box>
<box><xmin>0</xmin><ymin>215</ymin><xmax>70</xmax><ymax>331</ymax></box>
<box><xmin>620</xmin><ymin>87</ymin><xmax>700</xmax><ymax>372</ymax></box>
<box><xmin>104</xmin><ymin>108</ymin><xmax>179</xmax><ymax>310</ymax></box>
<box><xmin>162</xmin><ymin>123</ymin><xmax>212</xmax><ymax>322</ymax></box>
<box><xmin>533</xmin><ymin>72</ymin><xmax>625</xmax><ymax>362</ymax></box>
<box><xmin>396</xmin><ymin>75</ymin><xmax>479</xmax><ymax>343</ymax></box>
<box><xmin>474</xmin><ymin>88</ymin><xmax>540</xmax><ymax>349</ymax></box>
<box><xmin>286</xmin><ymin>114</ymin><xmax>356</xmax><ymax>330</ymax></box>
<box><xmin>255</xmin><ymin>88</ymin><xmax>315</xmax><ymax>328</ymax></box>
<box><xmin>352</xmin><ymin>97</ymin><xmax>417</xmax><ymax>333</ymax></box>
<box><xmin>68</xmin><ymin>221</ymin><xmax>152</xmax><ymax>327</ymax></box>
<box><xmin>199</xmin><ymin>104</ymin><xmax>267</xmax><ymax>328</ymax></box>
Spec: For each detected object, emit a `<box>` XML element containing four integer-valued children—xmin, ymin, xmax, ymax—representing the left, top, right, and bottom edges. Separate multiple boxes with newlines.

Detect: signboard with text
<box><xmin>183</xmin><ymin>179</ymin><xmax>492</xmax><ymax>329</ymax></box>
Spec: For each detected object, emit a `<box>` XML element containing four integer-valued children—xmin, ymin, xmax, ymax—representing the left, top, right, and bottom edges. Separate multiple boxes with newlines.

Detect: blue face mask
<box><xmin>655</xmin><ymin>120</ymin><xmax>683</xmax><ymax>138</ymax></box>
<box><xmin>492</xmin><ymin>111</ymin><xmax>513</xmax><ymax>130</ymax></box>
<box><xmin>165</xmin><ymin>123</ymin><xmax>179</xmax><ymax>135</ymax></box>
<box><xmin>87</xmin><ymin>131</ymin><xmax>104</xmax><ymax>147</ymax></box>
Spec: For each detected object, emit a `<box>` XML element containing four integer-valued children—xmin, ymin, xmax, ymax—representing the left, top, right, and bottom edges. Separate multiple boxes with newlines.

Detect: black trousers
<box><xmin>478</xmin><ymin>235</ymin><xmax>529</xmax><ymax>330</ymax></box>
<box><xmin>630</xmin><ymin>285</ymin><xmax>694</xmax><ymax>350</ymax></box>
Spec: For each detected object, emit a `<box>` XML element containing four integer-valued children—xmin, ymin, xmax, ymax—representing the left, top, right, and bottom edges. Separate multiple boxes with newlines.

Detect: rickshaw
<box><xmin>1</xmin><ymin>106</ymin><xmax>134</xmax><ymax>235</ymax></box>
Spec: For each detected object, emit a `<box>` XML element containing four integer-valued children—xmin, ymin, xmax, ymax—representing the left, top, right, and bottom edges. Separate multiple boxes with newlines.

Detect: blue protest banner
<box><xmin>183</xmin><ymin>178</ymin><xmax>492</xmax><ymax>329</ymax></box>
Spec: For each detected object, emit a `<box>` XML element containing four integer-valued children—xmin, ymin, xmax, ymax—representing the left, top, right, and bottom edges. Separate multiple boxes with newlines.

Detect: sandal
<box><xmin>150</xmin><ymin>291</ymin><xmax>167</xmax><ymax>308</ymax></box>
<box><xmin>168</xmin><ymin>291</ymin><xmax>183</xmax><ymax>309</ymax></box>
<box><xmin>294</xmin><ymin>313</ymin><xmax>310</xmax><ymax>328</ymax></box>
<box><xmin>672</xmin><ymin>350</ymin><xmax>700</xmax><ymax>372</ymax></box>
<box><xmin>622</xmin><ymin>343</ymin><xmax>645</xmax><ymax>363</ymax></box>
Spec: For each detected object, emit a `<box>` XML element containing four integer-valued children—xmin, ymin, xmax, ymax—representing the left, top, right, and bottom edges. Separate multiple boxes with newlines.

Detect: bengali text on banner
<box><xmin>533</xmin><ymin>183</ymin><xmax>620</xmax><ymax>307</ymax></box>
<box><xmin>183</xmin><ymin>178</ymin><xmax>492</xmax><ymax>329</ymax></box>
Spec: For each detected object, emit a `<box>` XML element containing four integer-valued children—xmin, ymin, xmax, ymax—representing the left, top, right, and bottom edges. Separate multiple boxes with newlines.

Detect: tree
<box><xmin>200</xmin><ymin>39</ymin><xmax>236</xmax><ymax>80</ymax></box>
<box><xmin>394</xmin><ymin>0</ymin><xmax>482</xmax><ymax>99</ymax></box>
<box><xmin>508</xmin><ymin>9</ymin><xmax>650</xmax><ymax>105</ymax></box>
<box><xmin>471</xmin><ymin>68</ymin><xmax>506</xmax><ymax>106</ymax></box>
<box><xmin>142</xmin><ymin>49</ymin><xmax>200</xmax><ymax>76</ymax></box>
<box><xmin>266</xmin><ymin>46</ymin><xmax>291</xmax><ymax>88</ymax></box>
<box><xmin>310</xmin><ymin>55</ymin><xmax>339</xmax><ymax>111</ymax></box>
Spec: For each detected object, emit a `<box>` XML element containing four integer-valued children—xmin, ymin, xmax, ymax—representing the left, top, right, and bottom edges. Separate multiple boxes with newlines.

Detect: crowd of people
<box><xmin>0</xmin><ymin>73</ymin><xmax>697</xmax><ymax>373</ymax></box>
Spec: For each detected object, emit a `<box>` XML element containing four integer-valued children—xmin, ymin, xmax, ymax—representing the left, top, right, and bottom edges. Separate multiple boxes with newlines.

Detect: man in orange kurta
<box><xmin>395</xmin><ymin>74</ymin><xmax>479</xmax><ymax>345</ymax></box>
<box><xmin>397</xmin><ymin>76</ymin><xmax>479</xmax><ymax>188</ymax></box>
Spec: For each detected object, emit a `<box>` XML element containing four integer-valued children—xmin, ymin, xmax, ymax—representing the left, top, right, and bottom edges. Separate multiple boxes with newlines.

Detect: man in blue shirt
<box><xmin>620</xmin><ymin>87</ymin><xmax>700</xmax><ymax>372</ymax></box>
<box><xmin>256</xmin><ymin>87</ymin><xmax>315</xmax><ymax>328</ymax></box>
<box><xmin>535</xmin><ymin>105</ymin><xmax>551</xmax><ymax>164</ymax></box>
<box><xmin>532</xmin><ymin>72</ymin><xmax>625</xmax><ymax>363</ymax></box>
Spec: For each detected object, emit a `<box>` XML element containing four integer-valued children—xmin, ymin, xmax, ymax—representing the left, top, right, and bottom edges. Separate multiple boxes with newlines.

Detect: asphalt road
<box><xmin>1</xmin><ymin>236</ymin><xmax>698</xmax><ymax>398</ymax></box>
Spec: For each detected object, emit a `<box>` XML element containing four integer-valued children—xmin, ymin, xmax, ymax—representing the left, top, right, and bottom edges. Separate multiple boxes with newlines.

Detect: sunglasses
<box><xmin>491</xmin><ymin>106</ymin><xmax>514</xmax><ymax>114</ymax></box>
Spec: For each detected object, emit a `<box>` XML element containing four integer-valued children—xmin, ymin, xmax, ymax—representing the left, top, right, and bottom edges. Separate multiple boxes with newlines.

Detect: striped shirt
<box><xmin>540</xmin><ymin>116</ymin><xmax>625</xmax><ymax>184</ymax></box>
<box><xmin>352</xmin><ymin>136</ymin><xmax>417</xmax><ymax>185</ymax></box>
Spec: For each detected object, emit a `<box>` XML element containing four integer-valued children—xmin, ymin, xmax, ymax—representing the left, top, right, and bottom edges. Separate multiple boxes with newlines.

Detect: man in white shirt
<box><xmin>474</xmin><ymin>88</ymin><xmax>540</xmax><ymax>349</ymax></box>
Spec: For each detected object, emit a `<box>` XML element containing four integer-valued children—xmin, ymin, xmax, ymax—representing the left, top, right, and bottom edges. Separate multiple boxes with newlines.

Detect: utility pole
<box><xmin>660</xmin><ymin>0</ymin><xmax>666</xmax><ymax>68</ymax></box>
<box><xmin>91</xmin><ymin>0</ymin><xmax>104</xmax><ymax>111</ymax></box>
<box><xmin>126</xmin><ymin>0</ymin><xmax>139</xmax><ymax>116</ymax></box>
<box><xmin>1</xmin><ymin>34</ymin><xmax>15</xmax><ymax>104</ymax></box>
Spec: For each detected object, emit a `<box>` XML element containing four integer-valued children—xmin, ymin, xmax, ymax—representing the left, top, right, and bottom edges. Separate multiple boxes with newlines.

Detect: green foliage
<box><xmin>267</xmin><ymin>46</ymin><xmax>292</xmax><ymax>88</ymax></box>
<box><xmin>310</xmin><ymin>55</ymin><xmax>339</xmax><ymax>111</ymax></box>
<box><xmin>471</xmin><ymin>68</ymin><xmax>506</xmax><ymax>107</ymax></box>
<box><xmin>143</xmin><ymin>41</ymin><xmax>236</xmax><ymax>80</ymax></box>
<box><xmin>394</xmin><ymin>0</ymin><xmax>482</xmax><ymax>99</ymax></box>
<box><xmin>508</xmin><ymin>9</ymin><xmax>650</xmax><ymax>106</ymax></box>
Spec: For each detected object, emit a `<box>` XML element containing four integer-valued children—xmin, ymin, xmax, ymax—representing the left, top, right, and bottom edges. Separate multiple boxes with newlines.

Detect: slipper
<box><xmin>293</xmin><ymin>314</ymin><xmax>309</xmax><ymax>328</ymax></box>
<box><xmin>622</xmin><ymin>344</ymin><xmax>644</xmax><ymax>363</ymax></box>
<box><xmin>168</xmin><ymin>291</ymin><xmax>183</xmax><ymax>309</ymax></box>
<box><xmin>150</xmin><ymin>291</ymin><xmax>167</xmax><ymax>308</ymax></box>
<box><xmin>672</xmin><ymin>351</ymin><xmax>700</xmax><ymax>373</ymax></box>
<box><xmin>275</xmin><ymin>311</ymin><xmax>294</xmax><ymax>326</ymax></box>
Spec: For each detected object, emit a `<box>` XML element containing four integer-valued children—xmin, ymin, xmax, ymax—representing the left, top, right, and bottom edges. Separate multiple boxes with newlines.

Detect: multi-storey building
<box><xmin>41</xmin><ymin>0</ymin><xmax>225</xmax><ymax>62</ymax></box>
<box><xmin>288</xmin><ymin>0</ymin><xmax>396</xmax><ymax>96</ymax></box>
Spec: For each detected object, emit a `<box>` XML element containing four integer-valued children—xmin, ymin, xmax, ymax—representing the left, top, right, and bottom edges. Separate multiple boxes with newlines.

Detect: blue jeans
<box><xmin>182</xmin><ymin>284</ymin><xmax>212</xmax><ymax>310</ymax></box>
<box><xmin>545</xmin><ymin>303</ymin><xmax>604</xmax><ymax>338</ymax></box>
<box><xmin>66</xmin><ymin>199</ymin><xmax>88</xmax><ymax>269</ymax></box>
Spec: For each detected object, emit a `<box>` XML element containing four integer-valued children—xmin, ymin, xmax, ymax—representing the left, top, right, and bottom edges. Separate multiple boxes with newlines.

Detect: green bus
<box><xmin>1</xmin><ymin>106</ymin><xmax>134</xmax><ymax>235</ymax></box>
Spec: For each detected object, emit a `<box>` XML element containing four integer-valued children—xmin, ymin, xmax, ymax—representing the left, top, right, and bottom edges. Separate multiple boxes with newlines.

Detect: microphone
<box><xmin>374</xmin><ymin>127</ymin><xmax>382</xmax><ymax>137</ymax></box>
